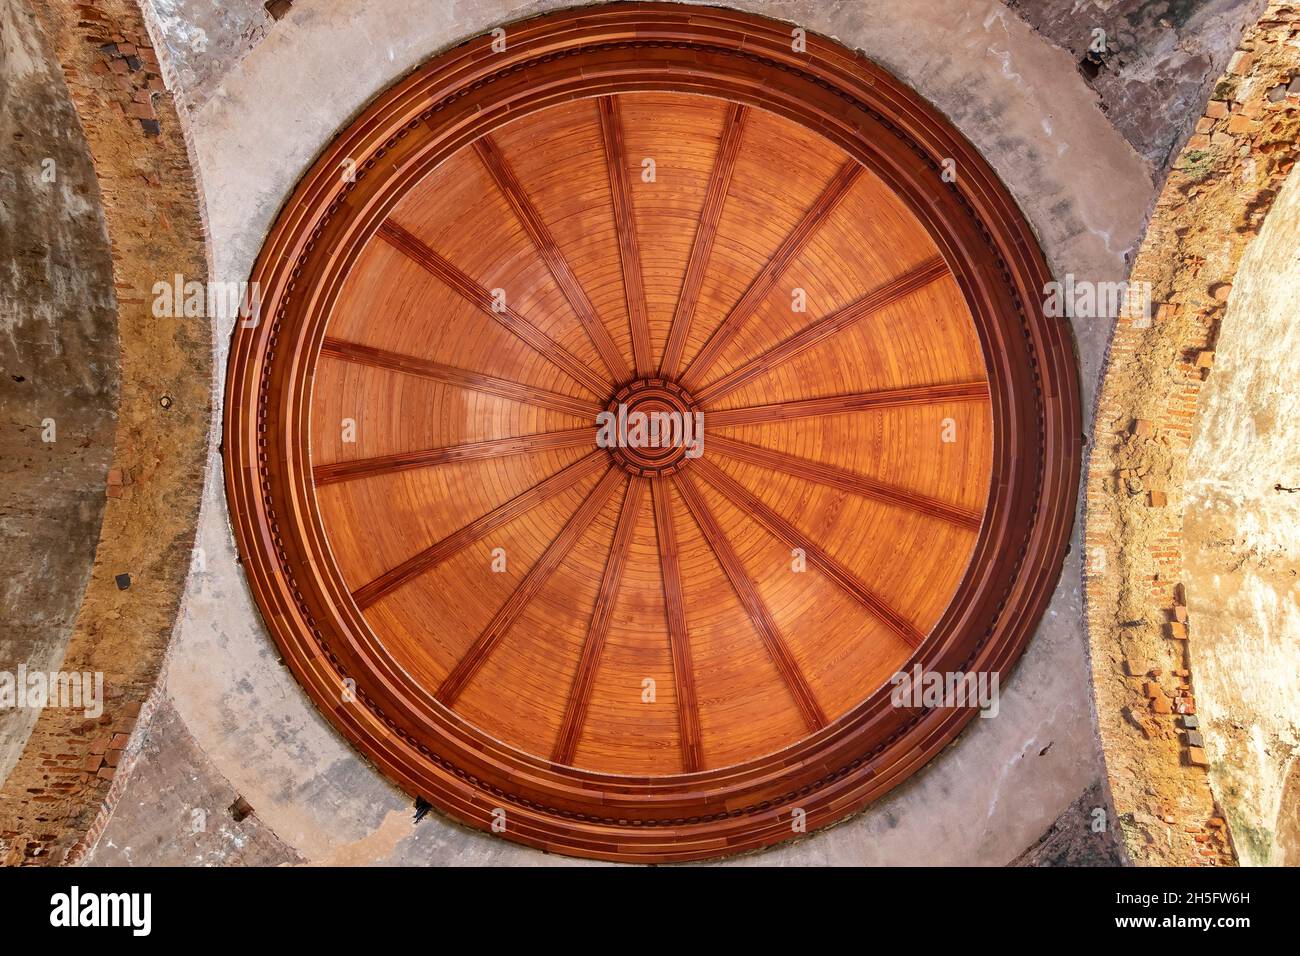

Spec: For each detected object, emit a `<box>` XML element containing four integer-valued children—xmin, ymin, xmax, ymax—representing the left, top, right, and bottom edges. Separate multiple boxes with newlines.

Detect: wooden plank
<box><xmin>319</xmin><ymin>337</ymin><xmax>601</xmax><ymax>418</ymax></box>
<box><xmin>707</xmin><ymin>434</ymin><xmax>983</xmax><ymax>530</ymax></box>
<box><xmin>675</xmin><ymin>472</ymin><xmax>827</xmax><ymax>731</ymax></box>
<box><xmin>696</xmin><ymin>256</ymin><xmax>949</xmax><ymax>403</ymax></box>
<box><xmin>680</xmin><ymin>160</ymin><xmax>863</xmax><ymax>389</ymax></box>
<box><xmin>313</xmin><ymin>428</ymin><xmax>595</xmax><ymax>486</ymax></box>
<box><xmin>351</xmin><ymin>451</ymin><xmax>607</xmax><ymax>609</ymax></box>
<box><xmin>651</xmin><ymin>481</ymin><xmax>704</xmax><ymax>771</ymax></box>
<box><xmin>552</xmin><ymin>476</ymin><xmax>646</xmax><ymax>764</ymax></box>
<box><xmin>659</xmin><ymin>102</ymin><xmax>747</xmax><ymax>379</ymax></box>
<box><xmin>377</xmin><ymin>219</ymin><xmax>610</xmax><ymax>396</ymax></box>
<box><xmin>707</xmin><ymin>381</ymin><xmax>990</xmax><ymax>427</ymax></box>
<box><xmin>474</xmin><ymin>135</ymin><xmax>631</xmax><ymax>383</ymax></box>
<box><xmin>436</xmin><ymin>466</ymin><xmax>625</xmax><ymax>706</ymax></box>
<box><xmin>693</xmin><ymin>458</ymin><xmax>925</xmax><ymax>647</ymax></box>
<box><xmin>597</xmin><ymin>96</ymin><xmax>654</xmax><ymax>378</ymax></box>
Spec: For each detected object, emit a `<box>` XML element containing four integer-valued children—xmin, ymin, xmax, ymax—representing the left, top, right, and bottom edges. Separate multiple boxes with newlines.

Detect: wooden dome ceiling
<box><xmin>225</xmin><ymin>4</ymin><xmax>1081</xmax><ymax>862</ymax></box>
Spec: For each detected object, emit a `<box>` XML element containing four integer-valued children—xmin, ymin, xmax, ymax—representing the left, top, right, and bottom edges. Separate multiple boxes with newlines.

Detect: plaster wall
<box><xmin>1009</xmin><ymin>0</ymin><xmax>1266</xmax><ymax>171</ymax></box>
<box><xmin>1184</xmin><ymin>163</ymin><xmax>1300</xmax><ymax>866</ymax></box>
<box><xmin>0</xmin><ymin>0</ymin><xmax>118</xmax><ymax>783</ymax></box>
<box><xmin>91</xmin><ymin>0</ymin><xmax>1153</xmax><ymax>865</ymax></box>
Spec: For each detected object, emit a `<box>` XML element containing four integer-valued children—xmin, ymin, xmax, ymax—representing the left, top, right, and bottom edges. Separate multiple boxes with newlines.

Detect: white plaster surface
<box><xmin>152</xmin><ymin>0</ymin><xmax>1153</xmax><ymax>865</ymax></box>
<box><xmin>1185</xmin><ymin>164</ymin><xmax>1300</xmax><ymax>867</ymax></box>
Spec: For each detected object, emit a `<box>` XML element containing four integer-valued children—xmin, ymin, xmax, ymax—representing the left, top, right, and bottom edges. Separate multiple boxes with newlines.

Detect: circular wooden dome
<box><xmin>225</xmin><ymin>3</ymin><xmax>1080</xmax><ymax>862</ymax></box>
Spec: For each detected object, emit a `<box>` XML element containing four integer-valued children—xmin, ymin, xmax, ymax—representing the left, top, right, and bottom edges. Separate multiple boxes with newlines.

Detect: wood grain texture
<box><xmin>708</xmin><ymin>381</ymin><xmax>990</xmax><ymax>428</ymax></box>
<box><xmin>225</xmin><ymin>3</ymin><xmax>1080</xmax><ymax>864</ymax></box>
<box><xmin>695</xmin><ymin>256</ymin><xmax>950</xmax><ymax>404</ymax></box>
<box><xmin>707</xmin><ymin>434</ymin><xmax>983</xmax><ymax>530</ymax></box>
<box><xmin>680</xmin><ymin>160</ymin><xmax>863</xmax><ymax>391</ymax></box>
<box><xmin>313</xmin><ymin>428</ymin><xmax>594</xmax><ymax>486</ymax></box>
<box><xmin>694</xmin><ymin>457</ymin><xmax>926</xmax><ymax>647</ymax></box>
<box><xmin>659</xmin><ymin>102</ymin><xmax>747</xmax><ymax>379</ymax></box>
<box><xmin>652</xmin><ymin>480</ymin><xmax>704</xmax><ymax>773</ymax></box>
<box><xmin>436</xmin><ymin>466</ymin><xmax>624</xmax><ymax>706</ymax></box>
<box><xmin>675</xmin><ymin>471</ymin><xmax>827</xmax><ymax>731</ymax></box>
<box><xmin>474</xmin><ymin>135</ymin><xmax>630</xmax><ymax>384</ymax></box>
<box><xmin>351</xmin><ymin>451</ymin><xmax>605</xmax><ymax>609</ymax></box>
<box><xmin>378</xmin><ymin>220</ymin><xmax>610</xmax><ymax>396</ymax></box>
<box><xmin>319</xmin><ymin>338</ymin><xmax>601</xmax><ymax>418</ymax></box>
<box><xmin>597</xmin><ymin>96</ymin><xmax>654</xmax><ymax>378</ymax></box>
<box><xmin>552</xmin><ymin>475</ymin><xmax>646</xmax><ymax>765</ymax></box>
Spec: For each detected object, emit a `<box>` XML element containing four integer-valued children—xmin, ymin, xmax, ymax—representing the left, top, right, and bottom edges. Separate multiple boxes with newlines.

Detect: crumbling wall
<box><xmin>0</xmin><ymin>0</ymin><xmax>118</xmax><ymax>785</ymax></box>
<box><xmin>1084</xmin><ymin>0</ymin><xmax>1300</xmax><ymax>866</ymax></box>
<box><xmin>1183</xmin><ymin>162</ymin><xmax>1300</xmax><ymax>867</ymax></box>
<box><xmin>1009</xmin><ymin>0</ymin><xmax>1266</xmax><ymax>173</ymax></box>
<box><xmin>0</xmin><ymin>0</ymin><xmax>211</xmax><ymax>866</ymax></box>
<box><xmin>141</xmin><ymin>0</ymin><xmax>287</xmax><ymax>117</ymax></box>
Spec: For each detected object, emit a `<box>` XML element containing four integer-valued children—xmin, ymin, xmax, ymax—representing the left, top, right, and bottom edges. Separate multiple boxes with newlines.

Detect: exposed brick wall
<box><xmin>0</xmin><ymin>0</ymin><xmax>210</xmax><ymax>865</ymax></box>
<box><xmin>1084</xmin><ymin>0</ymin><xmax>1300</xmax><ymax>866</ymax></box>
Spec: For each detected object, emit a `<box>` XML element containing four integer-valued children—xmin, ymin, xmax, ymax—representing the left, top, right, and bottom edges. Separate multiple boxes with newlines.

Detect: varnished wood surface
<box><xmin>597</xmin><ymin>97</ymin><xmax>654</xmax><ymax>378</ymax></box>
<box><xmin>660</xmin><ymin>102</ymin><xmax>747</xmax><ymax>380</ymax></box>
<box><xmin>319</xmin><ymin>92</ymin><xmax>976</xmax><ymax>765</ymax></box>
<box><xmin>224</xmin><ymin>3</ymin><xmax>1081</xmax><ymax>864</ymax></box>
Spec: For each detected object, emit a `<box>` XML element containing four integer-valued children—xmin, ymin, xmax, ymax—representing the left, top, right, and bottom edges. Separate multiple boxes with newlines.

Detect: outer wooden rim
<box><xmin>223</xmin><ymin>2</ymin><xmax>1080</xmax><ymax>862</ymax></box>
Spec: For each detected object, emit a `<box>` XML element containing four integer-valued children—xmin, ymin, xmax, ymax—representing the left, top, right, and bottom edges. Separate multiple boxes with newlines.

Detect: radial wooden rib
<box><xmin>351</xmin><ymin>450</ymin><xmax>607</xmax><ymax>610</ymax></box>
<box><xmin>695</xmin><ymin>256</ymin><xmax>950</xmax><ymax>404</ymax></box>
<box><xmin>313</xmin><ymin>428</ymin><xmax>595</xmax><ymax>486</ymax></box>
<box><xmin>651</xmin><ymin>480</ymin><xmax>704</xmax><ymax>772</ymax></box>
<box><xmin>552</xmin><ymin>476</ymin><xmax>646</xmax><ymax>765</ymax></box>
<box><xmin>674</xmin><ymin>471</ymin><xmax>827</xmax><ymax>732</ymax></box>
<box><xmin>680</xmin><ymin>160</ymin><xmax>864</xmax><ymax>390</ymax></box>
<box><xmin>376</xmin><ymin>220</ymin><xmax>610</xmax><ymax>396</ymax></box>
<box><xmin>473</xmin><ymin>135</ymin><xmax>631</xmax><ymax>384</ymax></box>
<box><xmin>693</xmin><ymin>457</ymin><xmax>925</xmax><ymax>647</ymax></box>
<box><xmin>319</xmin><ymin>338</ymin><xmax>601</xmax><ymax>419</ymax></box>
<box><xmin>435</xmin><ymin>466</ymin><xmax>625</xmax><ymax>707</ymax></box>
<box><xmin>658</xmin><ymin>102</ymin><xmax>748</xmax><ymax>379</ymax></box>
<box><xmin>708</xmin><ymin>381</ymin><xmax>990</xmax><ymax>428</ymax></box>
<box><xmin>597</xmin><ymin>96</ymin><xmax>653</xmax><ymax>377</ymax></box>
<box><xmin>708</xmin><ymin>434</ymin><xmax>983</xmax><ymax>530</ymax></box>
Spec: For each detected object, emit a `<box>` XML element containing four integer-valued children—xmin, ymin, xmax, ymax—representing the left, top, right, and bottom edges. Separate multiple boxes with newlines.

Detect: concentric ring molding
<box><xmin>224</xmin><ymin>2</ymin><xmax>1081</xmax><ymax>862</ymax></box>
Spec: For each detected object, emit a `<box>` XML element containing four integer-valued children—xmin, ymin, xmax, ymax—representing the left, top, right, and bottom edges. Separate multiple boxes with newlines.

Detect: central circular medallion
<box><xmin>602</xmin><ymin>379</ymin><xmax>702</xmax><ymax>477</ymax></box>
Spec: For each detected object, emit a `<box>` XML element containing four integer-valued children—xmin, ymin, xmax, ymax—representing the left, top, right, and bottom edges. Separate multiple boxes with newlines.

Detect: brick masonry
<box><xmin>1084</xmin><ymin>0</ymin><xmax>1300</xmax><ymax>866</ymax></box>
<box><xmin>0</xmin><ymin>0</ymin><xmax>211</xmax><ymax>865</ymax></box>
